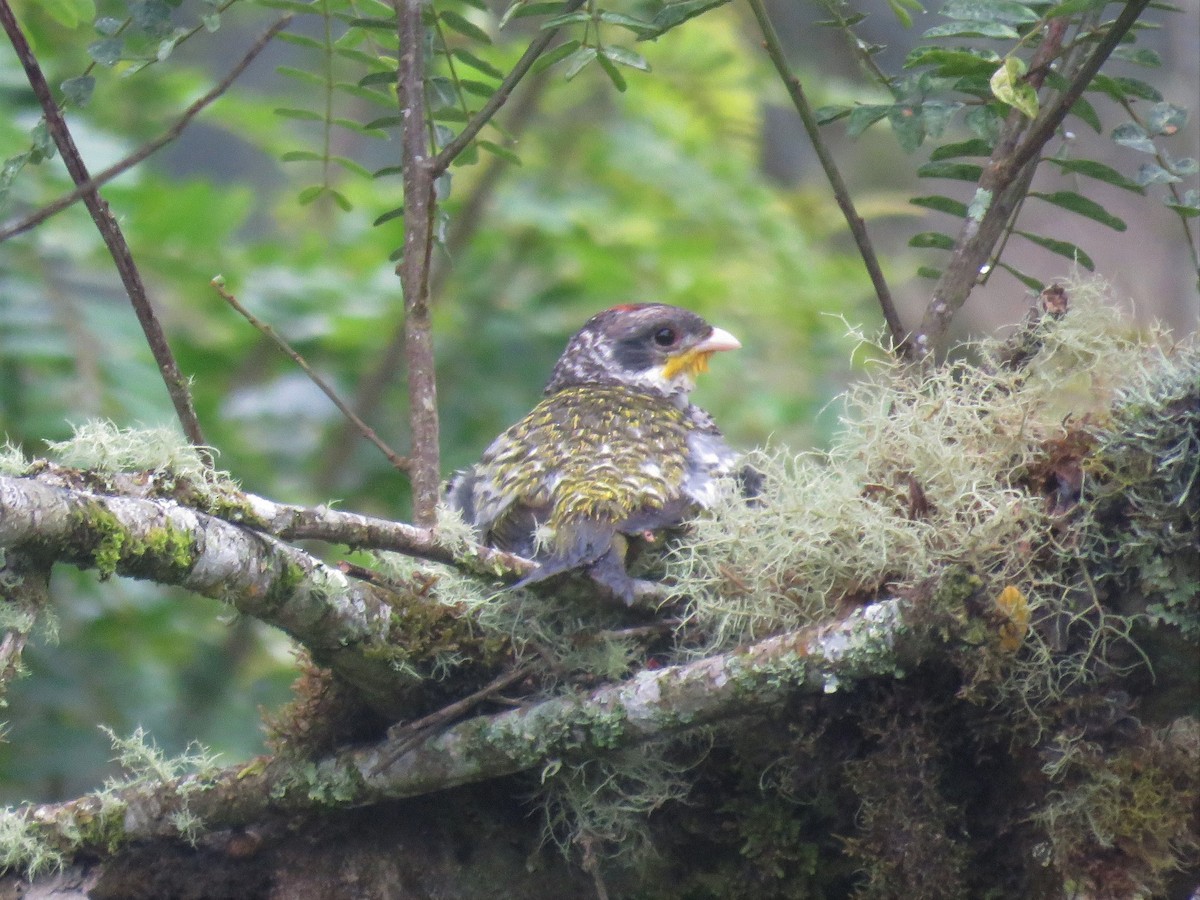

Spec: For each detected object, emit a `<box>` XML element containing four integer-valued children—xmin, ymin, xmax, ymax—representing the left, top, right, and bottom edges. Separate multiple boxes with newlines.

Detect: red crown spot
<box><xmin>605</xmin><ymin>303</ymin><xmax>649</xmax><ymax>314</ymax></box>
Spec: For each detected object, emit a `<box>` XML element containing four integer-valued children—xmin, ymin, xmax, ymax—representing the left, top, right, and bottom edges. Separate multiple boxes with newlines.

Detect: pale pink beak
<box><xmin>695</xmin><ymin>326</ymin><xmax>741</xmax><ymax>353</ymax></box>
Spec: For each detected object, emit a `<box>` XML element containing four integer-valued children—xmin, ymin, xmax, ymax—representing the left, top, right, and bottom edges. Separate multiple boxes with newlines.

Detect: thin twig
<box><xmin>430</xmin><ymin>0</ymin><xmax>585</xmax><ymax>176</ymax></box>
<box><xmin>211</xmin><ymin>278</ymin><xmax>411</xmax><ymax>472</ymax></box>
<box><xmin>746</xmin><ymin>0</ymin><xmax>907</xmax><ymax>353</ymax></box>
<box><xmin>396</xmin><ymin>0</ymin><xmax>441</xmax><ymax>526</ymax></box>
<box><xmin>315</xmin><ymin>71</ymin><xmax>552</xmax><ymax>491</ymax></box>
<box><xmin>913</xmin><ymin>1</ymin><xmax>1152</xmax><ymax>356</ymax></box>
<box><xmin>371</xmin><ymin>663</ymin><xmax>533</xmax><ymax>775</ymax></box>
<box><xmin>0</xmin><ymin>0</ymin><xmax>207</xmax><ymax>449</ymax></box>
<box><xmin>0</xmin><ymin>16</ymin><xmax>288</xmax><ymax>243</ymax></box>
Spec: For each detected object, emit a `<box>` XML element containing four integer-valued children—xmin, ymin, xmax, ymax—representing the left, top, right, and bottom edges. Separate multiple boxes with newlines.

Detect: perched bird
<box><xmin>446</xmin><ymin>303</ymin><xmax>744</xmax><ymax>604</ymax></box>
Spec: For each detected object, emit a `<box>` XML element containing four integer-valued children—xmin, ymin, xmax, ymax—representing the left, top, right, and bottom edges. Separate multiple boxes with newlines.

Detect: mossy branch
<box><xmin>0</xmin><ymin>473</ymin><xmax>519</xmax><ymax>717</ymax></box>
<box><xmin>5</xmin><ymin>597</ymin><xmax>929</xmax><ymax>867</ymax></box>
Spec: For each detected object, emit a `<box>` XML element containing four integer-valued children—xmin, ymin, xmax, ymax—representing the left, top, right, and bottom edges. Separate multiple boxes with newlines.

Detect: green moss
<box><xmin>66</xmin><ymin>502</ymin><xmax>199</xmax><ymax>582</ymax></box>
<box><xmin>1033</xmin><ymin>720</ymin><xmax>1200</xmax><ymax>898</ymax></box>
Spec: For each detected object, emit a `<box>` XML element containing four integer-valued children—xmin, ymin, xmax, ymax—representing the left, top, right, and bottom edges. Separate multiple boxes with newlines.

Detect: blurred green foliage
<box><xmin>0</xmin><ymin>3</ymin><xmax>874</xmax><ymax>801</ymax></box>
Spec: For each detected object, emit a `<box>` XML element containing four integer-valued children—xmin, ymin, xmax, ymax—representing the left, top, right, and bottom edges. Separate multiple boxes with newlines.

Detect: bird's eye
<box><xmin>653</xmin><ymin>327</ymin><xmax>677</xmax><ymax>347</ymax></box>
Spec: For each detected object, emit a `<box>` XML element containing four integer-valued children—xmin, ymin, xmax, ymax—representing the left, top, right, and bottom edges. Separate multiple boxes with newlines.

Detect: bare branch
<box><xmin>913</xmin><ymin>1</ymin><xmax>1152</xmax><ymax>356</ymax></box>
<box><xmin>395</xmin><ymin>0</ymin><xmax>441</xmax><ymax>526</ymax></box>
<box><xmin>212</xmin><ymin>278</ymin><xmax>411</xmax><ymax>473</ymax></box>
<box><xmin>0</xmin><ymin>16</ymin><xmax>291</xmax><ymax>244</ymax></box>
<box><xmin>315</xmin><ymin>71</ymin><xmax>553</xmax><ymax>492</ymax></box>
<box><xmin>0</xmin><ymin>1</ymin><xmax>208</xmax><ymax>449</ymax></box>
<box><xmin>746</xmin><ymin>0</ymin><xmax>907</xmax><ymax>353</ymax></box>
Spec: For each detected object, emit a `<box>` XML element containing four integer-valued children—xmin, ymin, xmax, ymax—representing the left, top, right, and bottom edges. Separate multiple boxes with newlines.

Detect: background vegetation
<box><xmin>0</xmin><ymin>0</ymin><xmax>1195</xmax><ymax>866</ymax></box>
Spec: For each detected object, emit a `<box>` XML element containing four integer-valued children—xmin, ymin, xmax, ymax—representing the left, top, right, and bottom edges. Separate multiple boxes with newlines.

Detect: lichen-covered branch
<box><xmin>913</xmin><ymin>1</ymin><xmax>1151</xmax><ymax>356</ymax></box>
<box><xmin>0</xmin><ymin>474</ymin><xmax>486</xmax><ymax>716</ymax></box>
<box><xmin>9</xmin><ymin>598</ymin><xmax>928</xmax><ymax>863</ymax></box>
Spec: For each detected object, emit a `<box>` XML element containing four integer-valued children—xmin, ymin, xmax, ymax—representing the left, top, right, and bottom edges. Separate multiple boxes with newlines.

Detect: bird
<box><xmin>445</xmin><ymin>303</ymin><xmax>745</xmax><ymax>605</ymax></box>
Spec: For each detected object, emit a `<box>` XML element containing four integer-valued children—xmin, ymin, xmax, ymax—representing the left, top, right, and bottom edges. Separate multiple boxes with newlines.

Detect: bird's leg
<box><xmin>586</xmin><ymin>535</ymin><xmax>667</xmax><ymax>607</ymax></box>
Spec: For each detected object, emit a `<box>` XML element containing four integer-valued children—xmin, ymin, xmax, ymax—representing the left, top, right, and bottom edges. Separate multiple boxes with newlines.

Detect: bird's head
<box><xmin>544</xmin><ymin>304</ymin><xmax>741</xmax><ymax>400</ymax></box>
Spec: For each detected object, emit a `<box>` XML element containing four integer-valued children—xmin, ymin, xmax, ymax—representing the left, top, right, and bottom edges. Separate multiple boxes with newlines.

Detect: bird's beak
<box><xmin>662</xmin><ymin>326</ymin><xmax>741</xmax><ymax>382</ymax></box>
<box><xmin>694</xmin><ymin>326</ymin><xmax>741</xmax><ymax>354</ymax></box>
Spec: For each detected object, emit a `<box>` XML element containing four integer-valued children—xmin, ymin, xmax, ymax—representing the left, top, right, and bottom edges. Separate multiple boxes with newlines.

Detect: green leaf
<box><xmin>903</xmin><ymin>47</ymin><xmax>999</xmax><ymax>76</ymax></box>
<box><xmin>1030</xmin><ymin>191</ymin><xmax>1126</xmax><ymax>230</ymax></box>
<box><xmin>1068</xmin><ymin>95</ymin><xmax>1101</xmax><ymax>133</ymax></box>
<box><xmin>815</xmin><ymin>105</ymin><xmax>852</xmax><ymax>125</ymax></box>
<box><xmin>940</xmin><ymin>0</ymin><xmax>1040</xmax><ymax>24</ymax></box>
<box><xmin>478</xmin><ymin>140</ymin><xmax>521</xmax><ymax>165</ymax></box>
<box><xmin>916</xmin><ymin>266</ymin><xmax>942</xmax><ymax>279</ymax></box>
<box><xmin>297</xmin><ymin>185</ymin><xmax>324</xmax><ymax>204</ymax></box>
<box><xmin>601</xmin><ymin>45</ymin><xmax>651</xmax><ymax>72</ymax></box>
<box><xmin>965</xmin><ymin>104</ymin><xmax>1002</xmax><ymax>142</ymax></box>
<box><xmin>1135</xmin><ymin>162</ymin><xmax>1181</xmax><ymax>186</ymax></box>
<box><xmin>281</xmin><ymin>150</ymin><xmax>326</xmax><ymax>163</ymax></box>
<box><xmin>597</xmin><ymin>11</ymin><xmax>656</xmax><ymax>35</ymax></box>
<box><xmin>373</xmin><ymin>206</ymin><xmax>405</xmax><ymax>226</ymax></box>
<box><xmin>1112</xmin><ymin>47</ymin><xmax>1162</xmax><ymax>67</ymax></box>
<box><xmin>846</xmin><ymin>105</ymin><xmax>892</xmax><ymax>138</ymax></box>
<box><xmin>334</xmin><ymin>82</ymin><xmax>393</xmax><ymax>108</ymax></box>
<box><xmin>275</xmin><ymin>32</ymin><xmax>324</xmax><ymax>51</ymax></box>
<box><xmin>1164</xmin><ymin>189</ymin><xmax>1200</xmax><ymax>218</ymax></box>
<box><xmin>42</xmin><ymin>0</ymin><xmax>95</xmax><ymax>29</ymax></box>
<box><xmin>596</xmin><ymin>54</ymin><xmax>628</xmax><ymax>92</ymax></box>
<box><xmin>427</xmin><ymin>76</ymin><xmax>458</xmax><ymax>110</ymax></box>
<box><xmin>452</xmin><ymin>49</ymin><xmax>504</xmax><ymax>80</ymax></box>
<box><xmin>643</xmin><ymin>0</ymin><xmax>731</xmax><ymax>38</ymax></box>
<box><xmin>330</xmin><ymin>156</ymin><xmax>372</xmax><ymax>178</ymax></box>
<box><xmin>257</xmin><ymin>0</ymin><xmax>321</xmax><ymax>11</ymax></box>
<box><xmin>1112</xmin><ymin>122</ymin><xmax>1156</xmax><ymax>154</ymax></box>
<box><xmin>1090</xmin><ymin>74</ymin><xmax>1163</xmax><ymax>103</ymax></box>
<box><xmin>440</xmin><ymin>10</ymin><xmax>492</xmax><ymax>44</ymax></box>
<box><xmin>540</xmin><ymin>10</ymin><xmax>591</xmax><ymax>28</ymax></box>
<box><xmin>460</xmin><ymin>79</ymin><xmax>496</xmax><ymax>99</ymax></box>
<box><xmin>888</xmin><ymin>105</ymin><xmax>926</xmax><ymax>152</ymax></box>
<box><xmin>998</xmin><ymin>262</ymin><xmax>1044</xmax><ymax>292</ymax></box>
<box><xmin>1170</xmin><ymin>157</ymin><xmax>1199</xmax><ymax>176</ymax></box>
<box><xmin>990</xmin><ymin>57</ymin><xmax>1038</xmax><ymax>119</ymax></box>
<box><xmin>923</xmin><ymin>21</ymin><xmax>1019</xmax><ymax>39</ymax></box>
<box><xmin>1016</xmin><ymin>230</ymin><xmax>1094</xmax><ymax>270</ymax></box>
<box><xmin>1045</xmin><ymin>0</ymin><xmax>1111</xmax><ymax>17</ymax></box>
<box><xmin>921</xmin><ymin>101</ymin><xmax>960</xmax><ymax>138</ymax></box>
<box><xmin>328</xmin><ymin>189</ymin><xmax>352</xmax><ymax>212</ymax></box>
<box><xmin>917</xmin><ymin>161</ymin><xmax>983</xmax><ymax>180</ymax></box>
<box><xmin>886</xmin><ymin>0</ymin><xmax>925</xmax><ymax>28</ymax></box>
<box><xmin>1045</xmin><ymin>158</ymin><xmax>1144</xmax><ymax>193</ymax></box>
<box><xmin>930</xmin><ymin>138</ymin><xmax>993</xmax><ymax>159</ymax></box>
<box><xmin>274</xmin><ymin>107</ymin><xmax>324</xmax><ymax>122</ymax></box>
<box><xmin>87</xmin><ymin>37</ymin><xmax>123</xmax><ymax>66</ymax></box>
<box><xmin>363</xmin><ymin>114</ymin><xmax>403</xmax><ymax>130</ymax></box>
<box><xmin>1146</xmin><ymin>102</ymin><xmax>1187</xmax><ymax>137</ymax></box>
<box><xmin>347</xmin><ymin>17</ymin><xmax>396</xmax><ymax>31</ymax></box>
<box><xmin>909</xmin><ymin>231</ymin><xmax>956</xmax><ymax>249</ymax></box>
<box><xmin>499</xmin><ymin>1</ymin><xmax>560</xmax><ymax>29</ymax></box>
<box><xmin>430</xmin><ymin>108</ymin><xmax>469</xmax><ymax>124</ymax></box>
<box><xmin>359</xmin><ymin>70</ymin><xmax>398</xmax><ymax>87</ymax></box>
<box><xmin>61</xmin><ymin>76</ymin><xmax>95</xmax><ymax>108</ymax></box>
<box><xmin>277</xmin><ymin>65</ymin><xmax>326</xmax><ymax>88</ymax></box>
<box><xmin>910</xmin><ymin>195</ymin><xmax>968</xmax><ymax>217</ymax></box>
<box><xmin>530</xmin><ymin>39</ymin><xmax>581</xmax><ymax>74</ymax></box>
<box><xmin>563</xmin><ymin>46</ymin><xmax>598</xmax><ymax>80</ymax></box>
